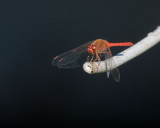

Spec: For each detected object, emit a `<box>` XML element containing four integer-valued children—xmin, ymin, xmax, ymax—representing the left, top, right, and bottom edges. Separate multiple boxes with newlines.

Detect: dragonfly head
<box><xmin>88</xmin><ymin>44</ymin><xmax>97</xmax><ymax>55</ymax></box>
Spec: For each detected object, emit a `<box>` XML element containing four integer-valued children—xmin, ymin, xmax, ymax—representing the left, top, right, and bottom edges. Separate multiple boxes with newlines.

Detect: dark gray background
<box><xmin>1</xmin><ymin>0</ymin><xmax>160</xmax><ymax>127</ymax></box>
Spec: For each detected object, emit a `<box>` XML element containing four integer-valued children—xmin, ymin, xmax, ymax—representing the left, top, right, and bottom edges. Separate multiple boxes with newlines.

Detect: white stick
<box><xmin>83</xmin><ymin>26</ymin><xmax>160</xmax><ymax>74</ymax></box>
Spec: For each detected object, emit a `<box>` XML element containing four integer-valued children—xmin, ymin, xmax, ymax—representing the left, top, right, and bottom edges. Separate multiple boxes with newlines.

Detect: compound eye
<box><xmin>92</xmin><ymin>45</ymin><xmax>96</xmax><ymax>49</ymax></box>
<box><xmin>88</xmin><ymin>44</ymin><xmax>92</xmax><ymax>48</ymax></box>
<box><xmin>88</xmin><ymin>48</ymin><xmax>93</xmax><ymax>54</ymax></box>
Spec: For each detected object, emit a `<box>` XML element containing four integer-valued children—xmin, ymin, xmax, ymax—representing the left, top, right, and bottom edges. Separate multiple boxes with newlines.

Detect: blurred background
<box><xmin>0</xmin><ymin>0</ymin><xmax>160</xmax><ymax>127</ymax></box>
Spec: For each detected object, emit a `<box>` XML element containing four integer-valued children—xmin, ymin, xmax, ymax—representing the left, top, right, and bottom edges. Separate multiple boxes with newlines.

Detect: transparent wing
<box><xmin>105</xmin><ymin>47</ymin><xmax>120</xmax><ymax>82</ymax></box>
<box><xmin>104</xmin><ymin>52</ymin><xmax>110</xmax><ymax>78</ymax></box>
<box><xmin>52</xmin><ymin>41</ymin><xmax>93</xmax><ymax>68</ymax></box>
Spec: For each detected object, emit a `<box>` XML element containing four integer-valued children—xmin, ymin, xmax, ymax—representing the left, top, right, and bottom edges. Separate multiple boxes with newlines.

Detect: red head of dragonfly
<box><xmin>87</xmin><ymin>44</ymin><xmax>97</xmax><ymax>55</ymax></box>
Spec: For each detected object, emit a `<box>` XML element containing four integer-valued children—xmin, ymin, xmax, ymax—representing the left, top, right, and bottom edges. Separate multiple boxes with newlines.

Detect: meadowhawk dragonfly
<box><xmin>52</xmin><ymin>39</ymin><xmax>133</xmax><ymax>82</ymax></box>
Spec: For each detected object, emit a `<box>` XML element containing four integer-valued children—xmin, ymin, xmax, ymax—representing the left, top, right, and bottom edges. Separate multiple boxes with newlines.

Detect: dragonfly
<box><xmin>52</xmin><ymin>39</ymin><xmax>133</xmax><ymax>82</ymax></box>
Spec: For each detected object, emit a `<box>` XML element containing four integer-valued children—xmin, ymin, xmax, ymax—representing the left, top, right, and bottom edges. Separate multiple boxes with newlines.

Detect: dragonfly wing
<box><xmin>110</xmin><ymin>67</ymin><xmax>120</xmax><ymax>82</ymax></box>
<box><xmin>57</xmin><ymin>61</ymin><xmax>80</xmax><ymax>68</ymax></box>
<box><xmin>107</xmin><ymin>71</ymin><xmax>110</xmax><ymax>78</ymax></box>
<box><xmin>52</xmin><ymin>41</ymin><xmax>93</xmax><ymax>68</ymax></box>
<box><xmin>56</xmin><ymin>50</ymin><xmax>88</xmax><ymax>68</ymax></box>
<box><xmin>106</xmin><ymin>48</ymin><xmax>120</xmax><ymax>82</ymax></box>
<box><xmin>104</xmin><ymin>52</ymin><xmax>110</xmax><ymax>78</ymax></box>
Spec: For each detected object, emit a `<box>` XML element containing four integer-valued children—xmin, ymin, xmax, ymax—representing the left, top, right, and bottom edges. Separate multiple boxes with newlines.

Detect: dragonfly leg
<box><xmin>98</xmin><ymin>51</ymin><xmax>108</xmax><ymax>66</ymax></box>
<box><xmin>99</xmin><ymin>52</ymin><xmax>108</xmax><ymax>54</ymax></box>
<box><xmin>91</xmin><ymin>53</ymin><xmax>102</xmax><ymax>71</ymax></box>
<box><xmin>89</xmin><ymin>55</ymin><xmax>95</xmax><ymax>73</ymax></box>
<box><xmin>99</xmin><ymin>53</ymin><xmax>102</xmax><ymax>58</ymax></box>
<box><xmin>91</xmin><ymin>55</ymin><xmax>98</xmax><ymax>72</ymax></box>
<box><xmin>87</xmin><ymin>55</ymin><xmax>90</xmax><ymax>62</ymax></box>
<box><xmin>93</xmin><ymin>56</ymin><xmax>98</xmax><ymax>63</ymax></box>
<box><xmin>89</xmin><ymin>54</ymin><xmax>94</xmax><ymax>63</ymax></box>
<box><xmin>96</xmin><ymin>53</ymin><xmax>102</xmax><ymax>68</ymax></box>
